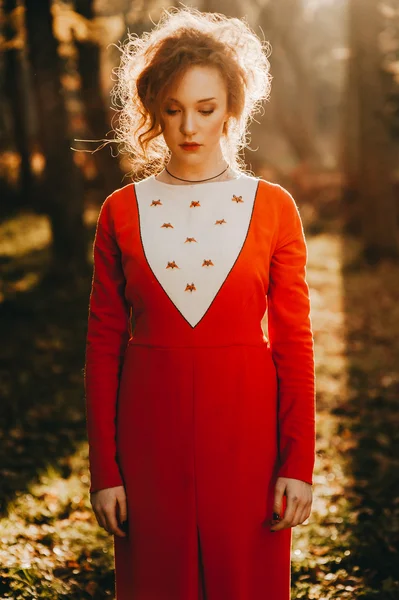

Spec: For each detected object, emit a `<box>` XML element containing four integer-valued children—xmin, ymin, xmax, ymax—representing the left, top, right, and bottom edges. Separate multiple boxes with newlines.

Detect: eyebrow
<box><xmin>167</xmin><ymin>97</ymin><xmax>216</xmax><ymax>104</ymax></box>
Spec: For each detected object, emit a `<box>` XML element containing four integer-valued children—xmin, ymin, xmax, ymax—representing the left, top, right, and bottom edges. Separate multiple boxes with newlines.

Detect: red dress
<box><xmin>84</xmin><ymin>173</ymin><xmax>316</xmax><ymax>600</ymax></box>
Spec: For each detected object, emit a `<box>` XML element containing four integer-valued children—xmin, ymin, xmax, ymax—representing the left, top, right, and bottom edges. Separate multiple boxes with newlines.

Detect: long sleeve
<box><xmin>84</xmin><ymin>195</ymin><xmax>131</xmax><ymax>494</ymax></box>
<box><xmin>267</xmin><ymin>186</ymin><xmax>316</xmax><ymax>485</ymax></box>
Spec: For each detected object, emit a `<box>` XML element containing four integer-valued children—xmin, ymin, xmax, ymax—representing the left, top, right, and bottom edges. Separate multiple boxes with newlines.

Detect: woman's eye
<box><xmin>165</xmin><ymin>109</ymin><xmax>214</xmax><ymax>116</ymax></box>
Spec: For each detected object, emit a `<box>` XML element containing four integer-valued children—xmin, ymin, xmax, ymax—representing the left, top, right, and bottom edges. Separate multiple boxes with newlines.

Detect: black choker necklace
<box><xmin>164</xmin><ymin>164</ymin><xmax>230</xmax><ymax>183</ymax></box>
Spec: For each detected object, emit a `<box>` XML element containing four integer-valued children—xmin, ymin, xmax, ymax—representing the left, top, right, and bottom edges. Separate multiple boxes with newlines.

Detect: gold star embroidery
<box><xmin>166</xmin><ymin>261</ymin><xmax>179</xmax><ymax>269</ymax></box>
<box><xmin>150</xmin><ymin>199</ymin><xmax>162</xmax><ymax>206</ymax></box>
<box><xmin>202</xmin><ymin>259</ymin><xmax>214</xmax><ymax>267</ymax></box>
<box><xmin>161</xmin><ymin>222</ymin><xmax>174</xmax><ymax>228</ymax></box>
<box><xmin>185</xmin><ymin>283</ymin><xmax>196</xmax><ymax>292</ymax></box>
<box><xmin>232</xmin><ymin>195</ymin><xmax>243</xmax><ymax>203</ymax></box>
<box><xmin>215</xmin><ymin>219</ymin><xmax>227</xmax><ymax>225</ymax></box>
<box><xmin>185</xmin><ymin>237</ymin><xmax>198</xmax><ymax>243</ymax></box>
<box><xmin>190</xmin><ymin>201</ymin><xmax>201</xmax><ymax>208</ymax></box>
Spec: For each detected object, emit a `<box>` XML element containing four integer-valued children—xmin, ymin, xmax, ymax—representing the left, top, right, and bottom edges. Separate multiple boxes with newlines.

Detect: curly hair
<box><xmin>110</xmin><ymin>6</ymin><xmax>272</xmax><ymax>179</ymax></box>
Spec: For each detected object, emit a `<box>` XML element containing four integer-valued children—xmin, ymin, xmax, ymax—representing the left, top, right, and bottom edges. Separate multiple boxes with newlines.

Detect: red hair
<box><xmin>111</xmin><ymin>6</ymin><xmax>272</xmax><ymax>179</ymax></box>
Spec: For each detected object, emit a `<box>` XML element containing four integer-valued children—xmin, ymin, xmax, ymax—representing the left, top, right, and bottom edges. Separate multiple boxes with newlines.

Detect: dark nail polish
<box><xmin>273</xmin><ymin>512</ymin><xmax>280</xmax><ymax>520</ymax></box>
<box><xmin>120</xmin><ymin>520</ymin><xmax>128</xmax><ymax>532</ymax></box>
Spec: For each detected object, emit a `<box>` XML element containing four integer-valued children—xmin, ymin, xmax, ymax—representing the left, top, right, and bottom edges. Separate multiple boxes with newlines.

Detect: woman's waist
<box><xmin>126</xmin><ymin>332</ymin><xmax>269</xmax><ymax>350</ymax></box>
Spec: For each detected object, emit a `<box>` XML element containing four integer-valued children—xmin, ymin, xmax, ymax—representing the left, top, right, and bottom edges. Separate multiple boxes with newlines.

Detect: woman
<box><xmin>84</xmin><ymin>6</ymin><xmax>316</xmax><ymax>600</ymax></box>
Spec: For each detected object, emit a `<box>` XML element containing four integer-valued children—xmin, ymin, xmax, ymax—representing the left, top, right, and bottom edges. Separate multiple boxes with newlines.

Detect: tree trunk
<box><xmin>3</xmin><ymin>0</ymin><xmax>34</xmax><ymax>208</ymax></box>
<box><xmin>74</xmin><ymin>0</ymin><xmax>123</xmax><ymax>196</ymax></box>
<box><xmin>261</xmin><ymin>0</ymin><xmax>322</xmax><ymax>166</ymax></box>
<box><xmin>339</xmin><ymin>1</ymin><xmax>362</xmax><ymax>234</ymax></box>
<box><xmin>351</xmin><ymin>0</ymin><xmax>398</xmax><ymax>261</ymax></box>
<box><xmin>24</xmin><ymin>0</ymin><xmax>87</xmax><ymax>276</ymax></box>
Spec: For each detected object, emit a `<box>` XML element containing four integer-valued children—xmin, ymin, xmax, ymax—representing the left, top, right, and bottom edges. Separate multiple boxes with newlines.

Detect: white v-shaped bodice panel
<box><xmin>134</xmin><ymin>174</ymin><xmax>260</xmax><ymax>327</ymax></box>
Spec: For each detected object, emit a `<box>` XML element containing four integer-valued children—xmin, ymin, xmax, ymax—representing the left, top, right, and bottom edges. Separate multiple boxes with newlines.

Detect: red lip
<box><xmin>180</xmin><ymin>143</ymin><xmax>201</xmax><ymax>147</ymax></box>
<box><xmin>180</xmin><ymin>143</ymin><xmax>201</xmax><ymax>152</ymax></box>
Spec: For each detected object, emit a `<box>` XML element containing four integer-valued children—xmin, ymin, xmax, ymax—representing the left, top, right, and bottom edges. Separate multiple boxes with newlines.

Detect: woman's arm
<box><xmin>84</xmin><ymin>195</ymin><xmax>131</xmax><ymax>494</ymax></box>
<box><xmin>267</xmin><ymin>185</ymin><xmax>316</xmax><ymax>486</ymax></box>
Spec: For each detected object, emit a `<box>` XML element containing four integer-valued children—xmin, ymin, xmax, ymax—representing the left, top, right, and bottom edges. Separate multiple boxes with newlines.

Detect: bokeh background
<box><xmin>0</xmin><ymin>1</ymin><xmax>398</xmax><ymax>598</ymax></box>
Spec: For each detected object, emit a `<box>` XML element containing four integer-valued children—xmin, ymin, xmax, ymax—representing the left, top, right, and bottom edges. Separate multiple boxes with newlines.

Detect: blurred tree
<box><xmin>202</xmin><ymin>0</ymin><xmax>329</xmax><ymax>173</ymax></box>
<box><xmin>24</xmin><ymin>0</ymin><xmax>87</xmax><ymax>277</ymax></box>
<box><xmin>262</xmin><ymin>0</ymin><xmax>322</xmax><ymax>167</ymax></box>
<box><xmin>340</xmin><ymin>0</ymin><xmax>360</xmax><ymax>235</ymax></box>
<box><xmin>74</xmin><ymin>0</ymin><xmax>123</xmax><ymax>196</ymax></box>
<box><xmin>344</xmin><ymin>0</ymin><xmax>398</xmax><ymax>261</ymax></box>
<box><xmin>93</xmin><ymin>0</ymin><xmax>132</xmax><ymax>17</ymax></box>
<box><xmin>3</xmin><ymin>0</ymin><xmax>33</xmax><ymax>206</ymax></box>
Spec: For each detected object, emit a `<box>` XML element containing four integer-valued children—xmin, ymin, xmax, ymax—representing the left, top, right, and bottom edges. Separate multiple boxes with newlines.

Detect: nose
<box><xmin>180</xmin><ymin>111</ymin><xmax>197</xmax><ymax>137</ymax></box>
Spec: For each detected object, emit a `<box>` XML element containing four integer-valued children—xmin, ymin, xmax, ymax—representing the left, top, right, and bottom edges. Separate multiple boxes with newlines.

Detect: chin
<box><xmin>176</xmin><ymin>150</ymin><xmax>202</xmax><ymax>159</ymax></box>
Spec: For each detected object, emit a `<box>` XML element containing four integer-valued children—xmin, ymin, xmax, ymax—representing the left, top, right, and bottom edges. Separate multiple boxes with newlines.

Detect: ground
<box><xmin>0</xmin><ymin>206</ymin><xmax>398</xmax><ymax>599</ymax></box>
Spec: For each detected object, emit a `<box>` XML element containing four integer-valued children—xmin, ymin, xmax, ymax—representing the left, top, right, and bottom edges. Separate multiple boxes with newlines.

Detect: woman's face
<box><xmin>160</xmin><ymin>65</ymin><xmax>230</xmax><ymax>163</ymax></box>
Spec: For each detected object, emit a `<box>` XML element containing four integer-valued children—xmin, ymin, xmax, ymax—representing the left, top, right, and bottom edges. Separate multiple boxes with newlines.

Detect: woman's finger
<box><xmin>96</xmin><ymin>508</ymin><xmax>109</xmax><ymax>532</ymax></box>
<box><xmin>103</xmin><ymin>503</ymin><xmax>127</xmax><ymax>538</ymax></box>
<box><xmin>116</xmin><ymin>494</ymin><xmax>128</xmax><ymax>526</ymax></box>
<box><xmin>271</xmin><ymin>493</ymin><xmax>299</xmax><ymax>531</ymax></box>
<box><xmin>290</xmin><ymin>500</ymin><xmax>307</xmax><ymax>527</ymax></box>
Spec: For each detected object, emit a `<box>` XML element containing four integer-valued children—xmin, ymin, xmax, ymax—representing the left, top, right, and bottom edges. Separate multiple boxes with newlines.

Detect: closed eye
<box><xmin>164</xmin><ymin>109</ymin><xmax>214</xmax><ymax>116</ymax></box>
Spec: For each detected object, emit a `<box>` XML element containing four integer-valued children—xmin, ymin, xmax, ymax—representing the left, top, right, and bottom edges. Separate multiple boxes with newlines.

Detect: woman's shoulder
<box><xmin>251</xmin><ymin>176</ymin><xmax>299</xmax><ymax>219</ymax></box>
<box><xmin>103</xmin><ymin>181</ymin><xmax>135</xmax><ymax>206</ymax></box>
<box><xmin>256</xmin><ymin>177</ymin><xmax>295</xmax><ymax>201</ymax></box>
<box><xmin>95</xmin><ymin>182</ymin><xmax>136</xmax><ymax>234</ymax></box>
<box><xmin>95</xmin><ymin>182</ymin><xmax>136</xmax><ymax>225</ymax></box>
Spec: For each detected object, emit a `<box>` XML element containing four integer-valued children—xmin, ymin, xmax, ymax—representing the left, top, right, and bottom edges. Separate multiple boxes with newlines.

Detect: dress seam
<box><xmin>126</xmin><ymin>342</ymin><xmax>270</xmax><ymax>349</ymax></box>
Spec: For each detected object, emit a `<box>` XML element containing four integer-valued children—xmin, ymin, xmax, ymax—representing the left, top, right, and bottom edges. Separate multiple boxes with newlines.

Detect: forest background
<box><xmin>0</xmin><ymin>0</ymin><xmax>398</xmax><ymax>599</ymax></box>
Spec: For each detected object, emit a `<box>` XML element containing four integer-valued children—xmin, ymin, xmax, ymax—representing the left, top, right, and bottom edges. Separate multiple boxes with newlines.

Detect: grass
<box><xmin>0</xmin><ymin>209</ymin><xmax>398</xmax><ymax>598</ymax></box>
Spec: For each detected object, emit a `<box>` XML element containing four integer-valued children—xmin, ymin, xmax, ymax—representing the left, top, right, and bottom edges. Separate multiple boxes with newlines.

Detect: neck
<box><xmin>166</xmin><ymin>152</ymin><xmax>228</xmax><ymax>182</ymax></box>
<box><xmin>166</xmin><ymin>163</ymin><xmax>229</xmax><ymax>182</ymax></box>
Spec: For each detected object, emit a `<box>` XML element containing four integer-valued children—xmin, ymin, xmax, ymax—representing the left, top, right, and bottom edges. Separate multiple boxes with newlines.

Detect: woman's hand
<box><xmin>270</xmin><ymin>476</ymin><xmax>312</xmax><ymax>532</ymax></box>
<box><xmin>90</xmin><ymin>485</ymin><xmax>128</xmax><ymax>538</ymax></box>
